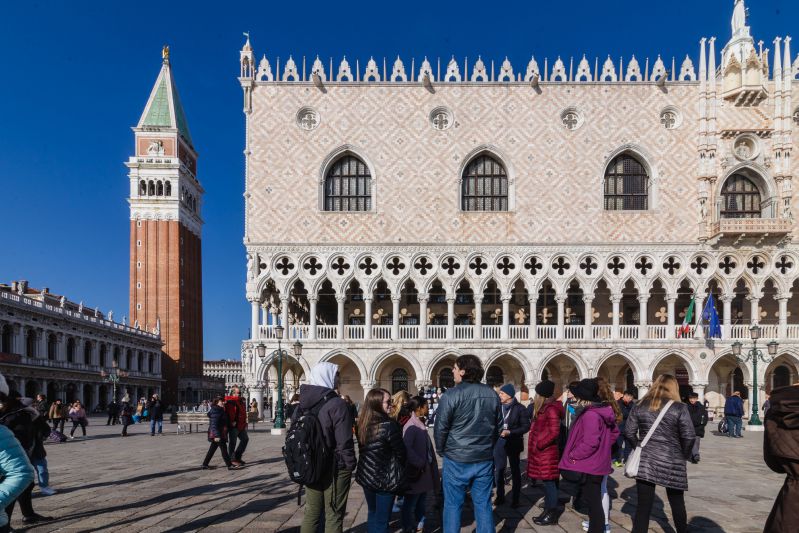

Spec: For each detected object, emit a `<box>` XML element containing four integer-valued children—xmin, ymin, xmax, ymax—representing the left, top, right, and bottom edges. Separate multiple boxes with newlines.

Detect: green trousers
<box><xmin>301</xmin><ymin>469</ymin><xmax>352</xmax><ymax>533</ymax></box>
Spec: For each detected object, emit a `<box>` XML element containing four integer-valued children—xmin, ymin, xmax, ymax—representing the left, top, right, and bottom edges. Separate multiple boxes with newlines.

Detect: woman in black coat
<box><xmin>202</xmin><ymin>396</ymin><xmax>241</xmax><ymax>470</ymax></box>
<box><xmin>625</xmin><ymin>375</ymin><xmax>696</xmax><ymax>533</ymax></box>
<box><xmin>355</xmin><ymin>388</ymin><xmax>407</xmax><ymax>533</ymax></box>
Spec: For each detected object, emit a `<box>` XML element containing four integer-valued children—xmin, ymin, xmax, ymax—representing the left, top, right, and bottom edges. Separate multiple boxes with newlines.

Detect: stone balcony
<box><xmin>709</xmin><ymin>218</ymin><xmax>793</xmax><ymax>240</ymax></box>
<box><xmin>255</xmin><ymin>323</ymin><xmax>796</xmax><ymax>344</ymax></box>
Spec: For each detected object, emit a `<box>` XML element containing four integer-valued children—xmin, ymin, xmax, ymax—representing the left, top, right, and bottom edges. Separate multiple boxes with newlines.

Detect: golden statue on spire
<box><xmin>162</xmin><ymin>45</ymin><xmax>170</xmax><ymax>62</ymax></box>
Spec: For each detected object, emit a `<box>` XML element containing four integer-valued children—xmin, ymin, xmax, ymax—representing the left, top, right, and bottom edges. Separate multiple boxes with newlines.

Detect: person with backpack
<box><xmin>624</xmin><ymin>374</ymin><xmax>696</xmax><ymax>533</ymax></box>
<box><xmin>288</xmin><ymin>362</ymin><xmax>356</xmax><ymax>533</ymax></box>
<box><xmin>355</xmin><ymin>388</ymin><xmax>407</xmax><ymax>533</ymax></box>
<box><xmin>48</xmin><ymin>399</ymin><xmax>67</xmax><ymax>434</ymax></box>
<box><xmin>202</xmin><ymin>396</ymin><xmax>241</xmax><ymax>470</ymax></box>
<box><xmin>225</xmin><ymin>387</ymin><xmax>248</xmax><ymax>465</ymax></box>
<box><xmin>401</xmin><ymin>395</ymin><xmax>439</xmax><ymax>533</ymax></box>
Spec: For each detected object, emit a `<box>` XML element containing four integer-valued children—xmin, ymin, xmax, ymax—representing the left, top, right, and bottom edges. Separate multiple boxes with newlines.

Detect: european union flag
<box><xmin>701</xmin><ymin>293</ymin><xmax>722</xmax><ymax>339</ymax></box>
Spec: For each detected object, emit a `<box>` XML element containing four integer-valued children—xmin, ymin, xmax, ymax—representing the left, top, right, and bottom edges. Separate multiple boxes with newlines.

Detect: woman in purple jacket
<box><xmin>401</xmin><ymin>396</ymin><xmax>440</xmax><ymax>533</ymax></box>
<box><xmin>558</xmin><ymin>379</ymin><xmax>619</xmax><ymax>533</ymax></box>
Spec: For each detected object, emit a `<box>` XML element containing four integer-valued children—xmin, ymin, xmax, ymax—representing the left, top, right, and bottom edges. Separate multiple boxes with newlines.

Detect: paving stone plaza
<box><xmin>10</xmin><ymin>416</ymin><xmax>779</xmax><ymax>532</ymax></box>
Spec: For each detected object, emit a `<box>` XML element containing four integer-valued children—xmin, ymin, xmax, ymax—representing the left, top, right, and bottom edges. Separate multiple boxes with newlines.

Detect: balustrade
<box><xmin>619</xmin><ymin>325</ymin><xmax>639</xmax><ymax>339</ymax></box>
<box><xmin>508</xmin><ymin>325</ymin><xmax>528</xmax><ymax>339</ymax></box>
<box><xmin>564</xmin><ymin>325</ymin><xmax>584</xmax><ymax>340</ymax></box>
<box><xmin>647</xmin><ymin>325</ymin><xmax>667</xmax><ymax>339</ymax></box>
<box><xmin>371</xmin><ymin>325</ymin><xmax>392</xmax><ymax>340</ymax></box>
<box><xmin>592</xmin><ymin>325</ymin><xmax>612</xmax><ymax>340</ymax></box>
<box><xmin>454</xmin><ymin>325</ymin><xmax>474</xmax><ymax>340</ymax></box>
<box><xmin>537</xmin><ymin>325</ymin><xmax>557</xmax><ymax>339</ymax></box>
<box><xmin>482</xmin><ymin>325</ymin><xmax>501</xmax><ymax>340</ymax></box>
<box><xmin>399</xmin><ymin>325</ymin><xmax>419</xmax><ymax>340</ymax></box>
<box><xmin>427</xmin><ymin>325</ymin><xmax>447</xmax><ymax>340</ymax></box>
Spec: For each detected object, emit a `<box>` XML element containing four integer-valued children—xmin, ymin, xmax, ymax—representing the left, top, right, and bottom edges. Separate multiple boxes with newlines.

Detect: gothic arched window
<box><xmin>66</xmin><ymin>337</ymin><xmax>76</xmax><ymax>363</ymax></box>
<box><xmin>148</xmin><ymin>181</ymin><xmax>155</xmax><ymax>196</ymax></box>
<box><xmin>26</xmin><ymin>329</ymin><xmax>37</xmax><ymax>357</ymax></box>
<box><xmin>156</xmin><ymin>181</ymin><xmax>164</xmax><ymax>196</ymax></box>
<box><xmin>773</xmin><ymin>365</ymin><xmax>791</xmax><ymax>389</ymax></box>
<box><xmin>1</xmin><ymin>324</ymin><xmax>12</xmax><ymax>354</ymax></box>
<box><xmin>165</xmin><ymin>181</ymin><xmax>172</xmax><ymax>196</ymax></box>
<box><xmin>604</xmin><ymin>154</ymin><xmax>650</xmax><ymax>210</ymax></box>
<box><xmin>140</xmin><ymin>180</ymin><xmax>147</xmax><ymax>195</ymax></box>
<box><xmin>391</xmin><ymin>368</ymin><xmax>409</xmax><ymax>394</ymax></box>
<box><xmin>324</xmin><ymin>155</ymin><xmax>372</xmax><ymax>212</ymax></box>
<box><xmin>721</xmin><ymin>174</ymin><xmax>761</xmax><ymax>218</ymax></box>
<box><xmin>486</xmin><ymin>365</ymin><xmax>504</xmax><ymax>387</ymax></box>
<box><xmin>47</xmin><ymin>334</ymin><xmax>58</xmax><ymax>361</ymax></box>
<box><xmin>461</xmin><ymin>154</ymin><xmax>508</xmax><ymax>211</ymax></box>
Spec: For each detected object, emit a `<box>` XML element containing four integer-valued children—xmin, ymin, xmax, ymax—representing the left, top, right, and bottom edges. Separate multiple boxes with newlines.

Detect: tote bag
<box><xmin>624</xmin><ymin>400</ymin><xmax>673</xmax><ymax>478</ymax></box>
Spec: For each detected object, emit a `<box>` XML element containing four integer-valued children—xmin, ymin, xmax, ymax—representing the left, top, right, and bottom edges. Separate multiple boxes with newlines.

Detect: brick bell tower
<box><xmin>126</xmin><ymin>46</ymin><xmax>204</xmax><ymax>404</ymax></box>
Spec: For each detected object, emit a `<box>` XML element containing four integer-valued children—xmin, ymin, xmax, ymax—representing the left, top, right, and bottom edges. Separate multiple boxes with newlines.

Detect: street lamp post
<box><xmin>731</xmin><ymin>324</ymin><xmax>778</xmax><ymax>429</ymax></box>
<box><xmin>257</xmin><ymin>326</ymin><xmax>303</xmax><ymax>435</ymax></box>
<box><xmin>100</xmin><ymin>359</ymin><xmax>128</xmax><ymax>402</ymax></box>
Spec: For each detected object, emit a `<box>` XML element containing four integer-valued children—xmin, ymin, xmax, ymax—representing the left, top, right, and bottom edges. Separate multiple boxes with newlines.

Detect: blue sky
<box><xmin>1</xmin><ymin>0</ymin><xmax>796</xmax><ymax>358</ymax></box>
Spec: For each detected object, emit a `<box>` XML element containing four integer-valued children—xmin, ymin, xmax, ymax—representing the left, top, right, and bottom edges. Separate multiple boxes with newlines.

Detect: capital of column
<box><xmin>637</xmin><ymin>296</ymin><xmax>650</xmax><ymax>303</ymax></box>
<box><xmin>610</xmin><ymin>294</ymin><xmax>623</xmax><ymax>303</ymax></box>
<box><xmin>583</xmin><ymin>296</ymin><xmax>594</xmax><ymax>303</ymax></box>
<box><xmin>391</xmin><ymin>296</ymin><xmax>402</xmax><ymax>303</ymax></box>
<box><xmin>280</xmin><ymin>296</ymin><xmax>290</xmax><ymax>304</ymax></box>
<box><xmin>666</xmin><ymin>293</ymin><xmax>678</xmax><ymax>302</ymax></box>
<box><xmin>775</xmin><ymin>293</ymin><xmax>791</xmax><ymax>302</ymax></box>
<box><xmin>634</xmin><ymin>381</ymin><xmax>652</xmax><ymax>388</ymax></box>
<box><xmin>746</xmin><ymin>294</ymin><xmax>763</xmax><ymax>302</ymax></box>
<box><xmin>473</xmin><ymin>296</ymin><xmax>484</xmax><ymax>304</ymax></box>
<box><xmin>555</xmin><ymin>295</ymin><xmax>567</xmax><ymax>304</ymax></box>
<box><xmin>446</xmin><ymin>297</ymin><xmax>456</xmax><ymax>304</ymax></box>
<box><xmin>414</xmin><ymin>379</ymin><xmax>432</xmax><ymax>390</ymax></box>
<box><xmin>525</xmin><ymin>380</ymin><xmax>540</xmax><ymax>392</ymax></box>
<box><xmin>361</xmin><ymin>380</ymin><xmax>377</xmax><ymax>389</ymax></box>
<box><xmin>689</xmin><ymin>381</ymin><xmax>709</xmax><ymax>388</ymax></box>
<box><xmin>500</xmin><ymin>294</ymin><xmax>513</xmax><ymax>303</ymax></box>
<box><xmin>335</xmin><ymin>295</ymin><xmax>347</xmax><ymax>303</ymax></box>
<box><xmin>417</xmin><ymin>293</ymin><xmax>430</xmax><ymax>303</ymax></box>
<box><xmin>308</xmin><ymin>296</ymin><xmax>319</xmax><ymax>303</ymax></box>
<box><xmin>362</xmin><ymin>296</ymin><xmax>373</xmax><ymax>303</ymax></box>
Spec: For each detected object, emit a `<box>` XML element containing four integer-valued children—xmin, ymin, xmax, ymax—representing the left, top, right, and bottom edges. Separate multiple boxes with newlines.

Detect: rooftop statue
<box><xmin>732</xmin><ymin>0</ymin><xmax>747</xmax><ymax>35</ymax></box>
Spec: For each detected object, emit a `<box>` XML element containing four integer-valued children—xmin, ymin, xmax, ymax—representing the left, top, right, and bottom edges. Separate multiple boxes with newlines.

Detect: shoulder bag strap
<box><xmin>640</xmin><ymin>400</ymin><xmax>674</xmax><ymax>449</ymax></box>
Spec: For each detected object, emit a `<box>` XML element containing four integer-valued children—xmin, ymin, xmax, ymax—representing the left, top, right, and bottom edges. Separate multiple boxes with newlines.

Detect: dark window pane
<box><xmin>323</xmin><ymin>155</ymin><xmax>372</xmax><ymax>212</ymax></box>
<box><xmin>604</xmin><ymin>154</ymin><xmax>649</xmax><ymax>211</ymax></box>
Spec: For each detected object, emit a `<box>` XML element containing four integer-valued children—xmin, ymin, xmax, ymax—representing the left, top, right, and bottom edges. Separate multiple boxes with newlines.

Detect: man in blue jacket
<box><xmin>724</xmin><ymin>390</ymin><xmax>745</xmax><ymax>438</ymax></box>
<box><xmin>434</xmin><ymin>354</ymin><xmax>502</xmax><ymax>533</ymax></box>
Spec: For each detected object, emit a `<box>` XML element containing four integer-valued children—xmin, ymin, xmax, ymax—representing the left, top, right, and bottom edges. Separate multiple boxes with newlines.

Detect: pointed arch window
<box><xmin>391</xmin><ymin>368</ymin><xmax>409</xmax><ymax>394</ymax></box>
<box><xmin>603</xmin><ymin>154</ymin><xmax>649</xmax><ymax>210</ymax></box>
<box><xmin>324</xmin><ymin>155</ymin><xmax>372</xmax><ymax>212</ymax></box>
<box><xmin>461</xmin><ymin>154</ymin><xmax>508</xmax><ymax>211</ymax></box>
<box><xmin>486</xmin><ymin>365</ymin><xmax>504</xmax><ymax>387</ymax></box>
<box><xmin>721</xmin><ymin>174</ymin><xmax>761</xmax><ymax>218</ymax></box>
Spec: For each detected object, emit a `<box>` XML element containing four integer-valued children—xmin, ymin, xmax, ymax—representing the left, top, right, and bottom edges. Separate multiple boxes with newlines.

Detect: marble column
<box><xmin>361</xmin><ymin>380</ymin><xmax>377</xmax><ymax>399</ymax></box>
<box><xmin>418</xmin><ymin>294</ymin><xmax>429</xmax><ymax>340</ymax></box>
<box><xmin>281</xmin><ymin>297</ymin><xmax>290</xmax><ymax>339</ymax></box>
<box><xmin>721</xmin><ymin>295</ymin><xmax>733</xmax><ymax>339</ymax></box>
<box><xmin>474</xmin><ymin>296</ymin><xmax>483</xmax><ymax>340</ymax></box>
<box><xmin>583</xmin><ymin>297</ymin><xmax>593</xmax><ymax>340</ymax></box>
<box><xmin>694</xmin><ymin>293</ymin><xmax>705</xmax><ymax>339</ymax></box>
<box><xmin>250</xmin><ymin>299</ymin><xmax>260</xmax><ymax>340</ymax></box>
<box><xmin>778</xmin><ymin>296</ymin><xmax>789</xmax><ymax>338</ymax></box>
<box><xmin>748</xmin><ymin>296</ymin><xmax>760</xmax><ymax>325</ymax></box>
<box><xmin>501</xmin><ymin>295</ymin><xmax>510</xmax><ymax>340</ymax></box>
<box><xmin>391</xmin><ymin>297</ymin><xmax>401</xmax><ymax>340</ymax></box>
<box><xmin>635</xmin><ymin>381</ymin><xmax>651</xmax><ymax>400</ymax></box>
<box><xmin>611</xmin><ymin>295</ymin><xmax>622</xmax><ymax>339</ymax></box>
<box><xmin>253</xmin><ymin>387</ymin><xmax>264</xmax><ymax>420</ymax></box>
<box><xmin>529</xmin><ymin>296</ymin><xmax>537</xmax><ymax>340</ymax></box>
<box><xmin>556</xmin><ymin>296</ymin><xmax>566</xmax><ymax>340</ymax></box>
<box><xmin>336</xmin><ymin>295</ymin><xmax>345</xmax><ymax>340</ymax></box>
<box><xmin>638</xmin><ymin>296</ymin><xmax>649</xmax><ymax>339</ymax></box>
<box><xmin>308</xmin><ymin>297</ymin><xmax>318</xmax><ymax>340</ymax></box>
<box><xmin>691</xmin><ymin>382</ymin><xmax>708</xmax><ymax>403</ymax></box>
<box><xmin>446</xmin><ymin>297</ymin><xmax>455</xmax><ymax>340</ymax></box>
<box><xmin>364</xmin><ymin>297</ymin><xmax>373</xmax><ymax>340</ymax></box>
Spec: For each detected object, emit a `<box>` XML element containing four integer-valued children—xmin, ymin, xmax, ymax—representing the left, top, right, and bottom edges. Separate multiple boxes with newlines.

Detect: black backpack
<box><xmin>282</xmin><ymin>391</ymin><xmax>336</xmax><ymax>489</ymax></box>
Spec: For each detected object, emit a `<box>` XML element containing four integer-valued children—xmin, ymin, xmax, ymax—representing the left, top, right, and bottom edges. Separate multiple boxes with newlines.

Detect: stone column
<box><xmin>391</xmin><ymin>297</ymin><xmax>401</xmax><ymax>340</ymax></box>
<box><xmin>446</xmin><ymin>297</ymin><xmax>455</xmax><ymax>340</ymax></box>
<box><xmin>281</xmin><ymin>297</ymin><xmax>290</xmax><ymax>339</ymax></box>
<box><xmin>748</xmin><ymin>295</ymin><xmax>760</xmax><ymax>325</ymax></box>
<box><xmin>777</xmin><ymin>295</ymin><xmax>789</xmax><ymax>338</ymax></box>
<box><xmin>694</xmin><ymin>293</ymin><xmax>705</xmax><ymax>339</ymax></box>
<box><xmin>17</xmin><ymin>377</ymin><xmax>26</xmax><ymax>396</ymax></box>
<box><xmin>691</xmin><ymin>382</ymin><xmax>708</xmax><ymax>403</ymax></box>
<box><xmin>418</xmin><ymin>293</ymin><xmax>429</xmax><ymax>340</ymax></box>
<box><xmin>250</xmin><ymin>299</ymin><xmax>260</xmax><ymax>340</ymax></box>
<box><xmin>556</xmin><ymin>295</ymin><xmax>566</xmax><ymax>339</ymax></box>
<box><xmin>253</xmin><ymin>387</ymin><xmax>264</xmax><ymax>420</ymax></box>
<box><xmin>638</xmin><ymin>295</ymin><xmax>649</xmax><ymax>339</ymax></box>
<box><xmin>38</xmin><ymin>329</ymin><xmax>47</xmax><ymax>359</ymax></box>
<box><xmin>635</xmin><ymin>381</ymin><xmax>651</xmax><ymax>399</ymax></box>
<box><xmin>308</xmin><ymin>297</ymin><xmax>318</xmax><ymax>340</ymax></box>
<box><xmin>93</xmin><ymin>383</ymin><xmax>101</xmax><ymax>408</ymax></box>
<box><xmin>57</xmin><ymin>333</ymin><xmax>65</xmax><ymax>362</ymax></box>
<box><xmin>474</xmin><ymin>296</ymin><xmax>483</xmax><ymax>340</ymax></box>
<box><xmin>269</xmin><ymin>383</ymin><xmax>278</xmax><ymax>420</ymax></box>
<box><xmin>583</xmin><ymin>297</ymin><xmax>593</xmax><ymax>340</ymax></box>
<box><xmin>721</xmin><ymin>295</ymin><xmax>733</xmax><ymax>339</ymax></box>
<box><xmin>364</xmin><ymin>297</ymin><xmax>373</xmax><ymax>340</ymax></box>
<box><xmin>361</xmin><ymin>380</ymin><xmax>377</xmax><ymax>399</ymax></box>
<box><xmin>611</xmin><ymin>295</ymin><xmax>622</xmax><ymax>339</ymax></box>
<box><xmin>336</xmin><ymin>295</ymin><xmax>346</xmax><ymax>340</ymax></box>
<box><xmin>501</xmin><ymin>295</ymin><xmax>511</xmax><ymax>340</ymax></box>
<box><xmin>529</xmin><ymin>296</ymin><xmax>537</xmax><ymax>340</ymax></box>
<box><xmin>12</xmin><ymin>324</ymin><xmax>21</xmax><ymax>355</ymax></box>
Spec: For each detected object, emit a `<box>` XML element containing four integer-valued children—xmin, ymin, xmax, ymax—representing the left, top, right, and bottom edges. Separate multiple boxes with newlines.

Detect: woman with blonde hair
<box><xmin>624</xmin><ymin>374</ymin><xmax>696</xmax><ymax>533</ymax></box>
<box><xmin>389</xmin><ymin>390</ymin><xmax>412</xmax><ymax>426</ymax></box>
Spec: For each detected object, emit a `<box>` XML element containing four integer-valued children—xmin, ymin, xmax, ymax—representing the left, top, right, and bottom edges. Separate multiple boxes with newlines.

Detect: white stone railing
<box><xmin>509</xmin><ymin>325</ymin><xmax>529</xmax><ymax>340</ymax></box>
<box><xmin>482</xmin><ymin>325</ymin><xmax>501</xmax><ymax>340</ymax></box>
<box><xmin>399</xmin><ymin>325</ymin><xmax>419</xmax><ymax>340</ymax></box>
<box><xmin>537</xmin><ymin>326</ymin><xmax>557</xmax><ymax>340</ymax></box>
<box><xmin>372</xmin><ymin>325</ymin><xmax>392</xmax><ymax>340</ymax></box>
<box><xmin>647</xmin><ymin>325</ymin><xmax>667</xmax><ymax>339</ymax></box>
<box><xmin>592</xmin><ymin>325</ymin><xmax>612</xmax><ymax>340</ymax></box>
<box><xmin>345</xmin><ymin>325</ymin><xmax>364</xmax><ymax>340</ymax></box>
<box><xmin>564</xmin><ymin>325</ymin><xmax>584</xmax><ymax>340</ymax></box>
<box><xmin>619</xmin><ymin>325</ymin><xmax>639</xmax><ymax>339</ymax></box>
<box><xmin>428</xmin><ymin>326</ymin><xmax>447</xmax><ymax>340</ymax></box>
<box><xmin>317</xmin><ymin>325</ymin><xmax>337</xmax><ymax>340</ymax></box>
<box><xmin>454</xmin><ymin>325</ymin><xmax>474</xmax><ymax>340</ymax></box>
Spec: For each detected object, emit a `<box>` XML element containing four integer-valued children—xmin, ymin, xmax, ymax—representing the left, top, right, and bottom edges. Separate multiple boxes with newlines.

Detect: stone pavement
<box><xmin>11</xmin><ymin>416</ymin><xmax>779</xmax><ymax>532</ymax></box>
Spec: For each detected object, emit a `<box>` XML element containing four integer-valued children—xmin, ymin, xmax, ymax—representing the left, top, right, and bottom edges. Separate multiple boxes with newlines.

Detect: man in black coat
<box><xmin>493</xmin><ymin>383</ymin><xmax>530</xmax><ymax>507</ymax></box>
<box><xmin>686</xmin><ymin>392</ymin><xmax>707</xmax><ymax>462</ymax></box>
<box><xmin>146</xmin><ymin>394</ymin><xmax>164</xmax><ymax>436</ymax></box>
<box><xmin>613</xmin><ymin>390</ymin><xmax>636</xmax><ymax>467</ymax></box>
<box><xmin>106</xmin><ymin>400</ymin><xmax>119</xmax><ymax>425</ymax></box>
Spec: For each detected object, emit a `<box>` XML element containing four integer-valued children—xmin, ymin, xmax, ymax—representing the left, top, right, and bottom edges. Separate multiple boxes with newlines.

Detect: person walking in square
<box><xmin>724</xmin><ymin>390</ymin><xmax>744</xmax><ymax>438</ymax></box>
<box><xmin>48</xmin><ymin>399</ymin><xmax>67</xmax><ymax>434</ymax></box>
<box><xmin>202</xmin><ymin>396</ymin><xmax>240</xmax><ymax>470</ymax></box>
<box><xmin>401</xmin><ymin>395</ymin><xmax>439</xmax><ymax>533</ymax></box>
<box><xmin>624</xmin><ymin>374</ymin><xmax>696</xmax><ymax>533</ymax></box>
<box><xmin>493</xmin><ymin>383</ymin><xmax>529</xmax><ymax>508</ymax></box>
<box><xmin>355</xmin><ymin>388</ymin><xmax>407</xmax><ymax>533</ymax></box>
<box><xmin>526</xmin><ymin>379</ymin><xmax>564</xmax><ymax>525</ymax></box>
<box><xmin>119</xmin><ymin>397</ymin><xmax>133</xmax><ymax>437</ymax></box>
<box><xmin>558</xmin><ymin>378</ymin><xmax>619</xmax><ymax>533</ymax></box>
<box><xmin>106</xmin><ymin>399</ymin><xmax>119</xmax><ymax>425</ymax></box>
<box><xmin>147</xmin><ymin>394</ymin><xmax>164</xmax><ymax>436</ymax></box>
<box><xmin>434</xmin><ymin>354</ymin><xmax>502</xmax><ymax>533</ymax></box>
<box><xmin>225</xmin><ymin>387</ymin><xmax>249</xmax><ymax>465</ymax></box>
<box><xmin>292</xmin><ymin>363</ymin><xmax>356</xmax><ymax>533</ymax></box>
<box><xmin>67</xmin><ymin>401</ymin><xmax>87</xmax><ymax>439</ymax></box>
<box><xmin>686</xmin><ymin>392</ymin><xmax>707</xmax><ymax>463</ymax></box>
<box><xmin>763</xmin><ymin>382</ymin><xmax>799</xmax><ymax>532</ymax></box>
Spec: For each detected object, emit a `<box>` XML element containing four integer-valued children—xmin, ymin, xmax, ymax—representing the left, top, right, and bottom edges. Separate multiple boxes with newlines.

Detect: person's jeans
<box><xmin>202</xmin><ymin>440</ymin><xmax>232</xmax><ymax>467</ymax></box>
<box><xmin>633</xmin><ymin>479</ymin><xmax>687</xmax><ymax>533</ymax></box>
<box><xmin>442</xmin><ymin>457</ymin><xmax>494</xmax><ymax>533</ymax></box>
<box><xmin>363</xmin><ymin>487</ymin><xmax>395</xmax><ymax>533</ymax></box>
<box><xmin>495</xmin><ymin>451</ymin><xmax>521</xmax><ymax>503</ymax></box>
<box><xmin>52</xmin><ymin>418</ymin><xmax>64</xmax><ymax>433</ymax></box>
<box><xmin>401</xmin><ymin>492</ymin><xmax>426</xmax><ymax>532</ymax></box>
<box><xmin>4</xmin><ymin>482</ymin><xmax>34</xmax><ymax>520</ymax></box>
<box><xmin>70</xmin><ymin>420</ymin><xmax>86</xmax><ymax>437</ymax></box>
<box><xmin>581</xmin><ymin>474</ymin><xmax>606</xmax><ymax>533</ymax></box>
<box><xmin>726</xmin><ymin>415</ymin><xmax>742</xmax><ymax>437</ymax></box>
<box><xmin>541</xmin><ymin>480</ymin><xmax>561</xmax><ymax>511</ymax></box>
<box><xmin>691</xmin><ymin>437</ymin><xmax>701</xmax><ymax>458</ymax></box>
<box><xmin>301</xmin><ymin>469</ymin><xmax>352</xmax><ymax>533</ymax></box>
<box><xmin>150</xmin><ymin>418</ymin><xmax>163</xmax><ymax>434</ymax></box>
<box><xmin>228</xmin><ymin>428</ymin><xmax>249</xmax><ymax>461</ymax></box>
<box><xmin>31</xmin><ymin>458</ymin><xmax>49</xmax><ymax>488</ymax></box>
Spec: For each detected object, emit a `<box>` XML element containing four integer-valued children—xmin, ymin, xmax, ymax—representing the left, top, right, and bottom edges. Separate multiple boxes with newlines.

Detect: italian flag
<box><xmin>680</xmin><ymin>298</ymin><xmax>695</xmax><ymax>336</ymax></box>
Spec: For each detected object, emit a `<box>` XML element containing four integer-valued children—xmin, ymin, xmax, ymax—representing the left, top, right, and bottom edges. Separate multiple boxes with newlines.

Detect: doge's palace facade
<box><xmin>239</xmin><ymin>2</ymin><xmax>799</xmax><ymax>419</ymax></box>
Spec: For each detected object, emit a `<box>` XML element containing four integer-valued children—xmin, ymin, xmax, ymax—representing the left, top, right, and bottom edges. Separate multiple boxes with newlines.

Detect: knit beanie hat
<box><xmin>535</xmin><ymin>380</ymin><xmax>555</xmax><ymax>398</ymax></box>
<box><xmin>499</xmin><ymin>383</ymin><xmax>515</xmax><ymax>398</ymax></box>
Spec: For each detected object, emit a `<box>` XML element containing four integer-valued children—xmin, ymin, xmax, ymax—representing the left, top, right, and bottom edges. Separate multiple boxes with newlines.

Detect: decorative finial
<box><xmin>162</xmin><ymin>45</ymin><xmax>170</xmax><ymax>63</ymax></box>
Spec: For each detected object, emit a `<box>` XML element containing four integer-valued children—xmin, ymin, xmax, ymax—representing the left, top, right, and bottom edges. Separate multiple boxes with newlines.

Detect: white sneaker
<box><xmin>40</xmin><ymin>487</ymin><xmax>57</xmax><ymax>496</ymax></box>
<box><xmin>582</xmin><ymin>521</ymin><xmax>611</xmax><ymax>532</ymax></box>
